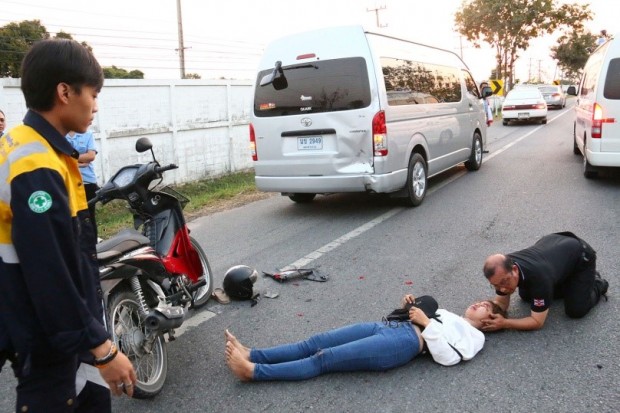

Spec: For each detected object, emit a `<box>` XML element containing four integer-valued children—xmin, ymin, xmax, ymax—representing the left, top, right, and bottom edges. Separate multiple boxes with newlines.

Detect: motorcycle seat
<box><xmin>96</xmin><ymin>229</ymin><xmax>151</xmax><ymax>262</ymax></box>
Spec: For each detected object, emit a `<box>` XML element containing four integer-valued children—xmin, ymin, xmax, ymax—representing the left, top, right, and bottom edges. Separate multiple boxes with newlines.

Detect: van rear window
<box><xmin>604</xmin><ymin>58</ymin><xmax>620</xmax><ymax>100</ymax></box>
<box><xmin>253</xmin><ymin>57</ymin><xmax>371</xmax><ymax>117</ymax></box>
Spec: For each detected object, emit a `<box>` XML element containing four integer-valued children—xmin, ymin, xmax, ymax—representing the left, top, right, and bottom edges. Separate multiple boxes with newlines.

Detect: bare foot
<box><xmin>225</xmin><ymin>329</ymin><xmax>250</xmax><ymax>360</ymax></box>
<box><xmin>226</xmin><ymin>341</ymin><xmax>254</xmax><ymax>381</ymax></box>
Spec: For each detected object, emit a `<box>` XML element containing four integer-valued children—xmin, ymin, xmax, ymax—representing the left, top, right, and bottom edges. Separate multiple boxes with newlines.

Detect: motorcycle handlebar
<box><xmin>155</xmin><ymin>163</ymin><xmax>178</xmax><ymax>174</ymax></box>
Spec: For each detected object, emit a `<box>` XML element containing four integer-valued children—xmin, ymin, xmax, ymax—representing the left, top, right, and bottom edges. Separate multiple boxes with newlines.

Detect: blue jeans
<box><xmin>250</xmin><ymin>322</ymin><xmax>421</xmax><ymax>381</ymax></box>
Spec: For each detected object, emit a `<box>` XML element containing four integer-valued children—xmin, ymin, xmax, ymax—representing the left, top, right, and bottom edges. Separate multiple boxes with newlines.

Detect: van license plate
<box><xmin>298</xmin><ymin>137</ymin><xmax>323</xmax><ymax>150</ymax></box>
<box><xmin>518</xmin><ymin>112</ymin><xmax>529</xmax><ymax>119</ymax></box>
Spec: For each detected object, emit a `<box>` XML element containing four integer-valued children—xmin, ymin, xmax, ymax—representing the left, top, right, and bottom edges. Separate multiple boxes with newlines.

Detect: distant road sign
<box><xmin>489</xmin><ymin>79</ymin><xmax>504</xmax><ymax>95</ymax></box>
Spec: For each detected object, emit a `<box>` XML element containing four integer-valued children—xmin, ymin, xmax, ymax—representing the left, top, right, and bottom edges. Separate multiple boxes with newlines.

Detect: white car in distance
<box><xmin>502</xmin><ymin>88</ymin><xmax>548</xmax><ymax>125</ymax></box>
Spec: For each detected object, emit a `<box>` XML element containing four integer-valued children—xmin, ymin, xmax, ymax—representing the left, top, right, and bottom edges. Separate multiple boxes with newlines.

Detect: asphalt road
<box><xmin>1</xmin><ymin>100</ymin><xmax>618</xmax><ymax>413</ymax></box>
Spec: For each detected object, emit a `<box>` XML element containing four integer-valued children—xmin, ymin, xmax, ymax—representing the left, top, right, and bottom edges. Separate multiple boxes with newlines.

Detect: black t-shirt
<box><xmin>498</xmin><ymin>233</ymin><xmax>583</xmax><ymax>312</ymax></box>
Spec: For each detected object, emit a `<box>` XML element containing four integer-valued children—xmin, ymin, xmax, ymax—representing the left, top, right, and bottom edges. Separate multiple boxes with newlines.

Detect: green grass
<box><xmin>96</xmin><ymin>170</ymin><xmax>257</xmax><ymax>238</ymax></box>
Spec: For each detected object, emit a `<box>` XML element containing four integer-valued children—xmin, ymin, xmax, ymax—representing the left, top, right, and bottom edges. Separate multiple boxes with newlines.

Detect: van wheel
<box><xmin>541</xmin><ymin>118</ymin><xmax>547</xmax><ymax>124</ymax></box>
<box><xmin>404</xmin><ymin>153</ymin><xmax>427</xmax><ymax>207</ymax></box>
<box><xmin>502</xmin><ymin>120</ymin><xmax>508</xmax><ymax>126</ymax></box>
<box><xmin>573</xmin><ymin>131</ymin><xmax>580</xmax><ymax>155</ymax></box>
<box><xmin>288</xmin><ymin>193</ymin><xmax>316</xmax><ymax>203</ymax></box>
<box><xmin>464</xmin><ymin>132</ymin><xmax>483</xmax><ymax>171</ymax></box>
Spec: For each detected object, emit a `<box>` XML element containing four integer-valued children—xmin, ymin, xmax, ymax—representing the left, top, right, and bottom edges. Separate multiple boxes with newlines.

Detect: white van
<box><xmin>568</xmin><ymin>34</ymin><xmax>620</xmax><ymax>178</ymax></box>
<box><xmin>250</xmin><ymin>25</ymin><xmax>489</xmax><ymax>205</ymax></box>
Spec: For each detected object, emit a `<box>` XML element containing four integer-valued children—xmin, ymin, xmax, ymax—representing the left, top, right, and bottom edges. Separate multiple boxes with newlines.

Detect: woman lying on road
<box><xmin>225</xmin><ymin>294</ymin><xmax>506</xmax><ymax>381</ymax></box>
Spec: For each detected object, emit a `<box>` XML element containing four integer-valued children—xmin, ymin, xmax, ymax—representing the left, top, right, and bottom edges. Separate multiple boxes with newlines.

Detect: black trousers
<box><xmin>14</xmin><ymin>355</ymin><xmax>110</xmax><ymax>413</ymax></box>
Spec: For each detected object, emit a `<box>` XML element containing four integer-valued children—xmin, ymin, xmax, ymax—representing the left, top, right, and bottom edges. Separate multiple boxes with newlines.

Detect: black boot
<box><xmin>594</xmin><ymin>271</ymin><xmax>609</xmax><ymax>302</ymax></box>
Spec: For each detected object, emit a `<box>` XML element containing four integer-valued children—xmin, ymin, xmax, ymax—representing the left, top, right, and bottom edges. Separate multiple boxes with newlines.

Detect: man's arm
<box><xmin>482</xmin><ymin>309</ymin><xmax>548</xmax><ymax>331</ymax></box>
<box><xmin>77</xmin><ymin>149</ymin><xmax>96</xmax><ymax>164</ymax></box>
<box><xmin>494</xmin><ymin>294</ymin><xmax>511</xmax><ymax>312</ymax></box>
<box><xmin>11</xmin><ymin>169</ymin><xmax>109</xmax><ymax>353</ymax></box>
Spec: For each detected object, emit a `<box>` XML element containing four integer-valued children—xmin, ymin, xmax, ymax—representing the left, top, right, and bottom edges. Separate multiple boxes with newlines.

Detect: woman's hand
<box><xmin>401</xmin><ymin>294</ymin><xmax>415</xmax><ymax>308</ymax></box>
<box><xmin>409</xmin><ymin>306</ymin><xmax>430</xmax><ymax>328</ymax></box>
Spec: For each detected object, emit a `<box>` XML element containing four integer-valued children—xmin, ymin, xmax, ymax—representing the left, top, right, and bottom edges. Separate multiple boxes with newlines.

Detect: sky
<box><xmin>1</xmin><ymin>0</ymin><xmax>618</xmax><ymax>83</ymax></box>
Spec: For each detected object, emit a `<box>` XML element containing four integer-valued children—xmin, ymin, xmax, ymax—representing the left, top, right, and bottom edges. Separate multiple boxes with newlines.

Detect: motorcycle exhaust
<box><xmin>145</xmin><ymin>306</ymin><xmax>185</xmax><ymax>331</ymax></box>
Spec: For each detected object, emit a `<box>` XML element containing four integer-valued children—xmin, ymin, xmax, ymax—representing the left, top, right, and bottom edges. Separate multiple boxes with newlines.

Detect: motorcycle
<box><xmin>92</xmin><ymin>137</ymin><xmax>214</xmax><ymax>398</ymax></box>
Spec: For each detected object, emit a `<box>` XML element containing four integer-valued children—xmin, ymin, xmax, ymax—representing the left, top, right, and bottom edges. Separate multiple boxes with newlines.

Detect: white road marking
<box><xmin>175</xmin><ymin>309</ymin><xmax>217</xmax><ymax>337</ymax></box>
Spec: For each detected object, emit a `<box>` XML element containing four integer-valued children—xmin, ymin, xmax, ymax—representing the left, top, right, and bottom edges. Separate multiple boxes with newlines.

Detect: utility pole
<box><xmin>176</xmin><ymin>0</ymin><xmax>186</xmax><ymax>79</ymax></box>
<box><xmin>367</xmin><ymin>3</ymin><xmax>387</xmax><ymax>28</ymax></box>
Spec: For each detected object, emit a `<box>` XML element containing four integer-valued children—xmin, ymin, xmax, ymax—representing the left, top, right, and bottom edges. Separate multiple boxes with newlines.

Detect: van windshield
<box><xmin>253</xmin><ymin>57</ymin><xmax>371</xmax><ymax>117</ymax></box>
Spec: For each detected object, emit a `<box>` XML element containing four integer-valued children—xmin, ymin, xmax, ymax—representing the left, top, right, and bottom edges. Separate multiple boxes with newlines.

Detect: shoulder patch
<box><xmin>533</xmin><ymin>298</ymin><xmax>545</xmax><ymax>307</ymax></box>
<box><xmin>28</xmin><ymin>190</ymin><xmax>53</xmax><ymax>213</ymax></box>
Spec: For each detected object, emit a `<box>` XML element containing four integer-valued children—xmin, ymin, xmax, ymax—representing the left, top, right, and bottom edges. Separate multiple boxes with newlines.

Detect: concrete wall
<box><xmin>0</xmin><ymin>78</ymin><xmax>255</xmax><ymax>185</ymax></box>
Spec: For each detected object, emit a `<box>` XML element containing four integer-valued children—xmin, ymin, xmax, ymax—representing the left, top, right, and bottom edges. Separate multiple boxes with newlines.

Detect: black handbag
<box><xmin>386</xmin><ymin>295</ymin><xmax>439</xmax><ymax>322</ymax></box>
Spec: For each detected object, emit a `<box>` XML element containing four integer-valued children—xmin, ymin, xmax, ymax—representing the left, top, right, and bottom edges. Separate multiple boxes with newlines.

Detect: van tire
<box><xmin>464</xmin><ymin>132</ymin><xmax>483</xmax><ymax>171</ymax></box>
<box><xmin>573</xmin><ymin>132</ymin><xmax>580</xmax><ymax>155</ymax></box>
<box><xmin>288</xmin><ymin>193</ymin><xmax>316</xmax><ymax>203</ymax></box>
<box><xmin>404</xmin><ymin>153</ymin><xmax>427</xmax><ymax>207</ymax></box>
<box><xmin>502</xmin><ymin>120</ymin><xmax>508</xmax><ymax>126</ymax></box>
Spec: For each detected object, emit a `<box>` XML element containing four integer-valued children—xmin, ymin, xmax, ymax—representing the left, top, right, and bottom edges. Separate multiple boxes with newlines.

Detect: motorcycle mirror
<box><xmin>135</xmin><ymin>137</ymin><xmax>153</xmax><ymax>153</ymax></box>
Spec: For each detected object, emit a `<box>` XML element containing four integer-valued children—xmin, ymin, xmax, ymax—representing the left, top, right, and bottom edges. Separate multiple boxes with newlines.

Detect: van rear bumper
<box><xmin>255</xmin><ymin>169</ymin><xmax>407</xmax><ymax>194</ymax></box>
<box><xmin>586</xmin><ymin>149</ymin><xmax>620</xmax><ymax>167</ymax></box>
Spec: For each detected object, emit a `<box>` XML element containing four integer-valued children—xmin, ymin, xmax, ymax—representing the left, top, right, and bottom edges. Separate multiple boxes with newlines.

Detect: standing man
<box><xmin>0</xmin><ymin>39</ymin><xmax>136</xmax><ymax>412</ymax></box>
<box><xmin>479</xmin><ymin>82</ymin><xmax>493</xmax><ymax>127</ymax></box>
<box><xmin>481</xmin><ymin>232</ymin><xmax>609</xmax><ymax>331</ymax></box>
<box><xmin>66</xmin><ymin>130</ymin><xmax>99</xmax><ymax>239</ymax></box>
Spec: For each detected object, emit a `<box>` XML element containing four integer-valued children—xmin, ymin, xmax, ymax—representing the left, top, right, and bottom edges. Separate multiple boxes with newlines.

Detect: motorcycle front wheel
<box><xmin>108</xmin><ymin>290</ymin><xmax>168</xmax><ymax>398</ymax></box>
<box><xmin>189</xmin><ymin>236</ymin><xmax>214</xmax><ymax>309</ymax></box>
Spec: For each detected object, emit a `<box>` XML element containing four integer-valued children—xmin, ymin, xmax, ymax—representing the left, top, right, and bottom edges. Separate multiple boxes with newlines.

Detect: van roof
<box><xmin>259</xmin><ymin>25</ymin><xmax>471</xmax><ymax>72</ymax></box>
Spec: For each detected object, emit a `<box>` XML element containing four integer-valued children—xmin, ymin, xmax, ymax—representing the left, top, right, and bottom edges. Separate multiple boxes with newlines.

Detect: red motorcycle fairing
<box><xmin>161</xmin><ymin>225</ymin><xmax>202</xmax><ymax>282</ymax></box>
<box><xmin>100</xmin><ymin>246</ymin><xmax>168</xmax><ymax>281</ymax></box>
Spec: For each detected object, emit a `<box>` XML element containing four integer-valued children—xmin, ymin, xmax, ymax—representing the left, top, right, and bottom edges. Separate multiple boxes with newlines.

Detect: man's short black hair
<box><xmin>483</xmin><ymin>255</ymin><xmax>514</xmax><ymax>279</ymax></box>
<box><xmin>20</xmin><ymin>39</ymin><xmax>104</xmax><ymax>111</ymax></box>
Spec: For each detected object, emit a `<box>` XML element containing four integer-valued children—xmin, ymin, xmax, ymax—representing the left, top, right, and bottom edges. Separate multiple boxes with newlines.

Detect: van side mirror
<box><xmin>481</xmin><ymin>86</ymin><xmax>493</xmax><ymax>98</ymax></box>
<box><xmin>566</xmin><ymin>86</ymin><xmax>577</xmax><ymax>96</ymax></box>
<box><xmin>260</xmin><ymin>61</ymin><xmax>288</xmax><ymax>90</ymax></box>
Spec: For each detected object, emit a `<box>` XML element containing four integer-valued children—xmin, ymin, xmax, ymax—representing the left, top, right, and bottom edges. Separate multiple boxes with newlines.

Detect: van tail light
<box><xmin>591</xmin><ymin>102</ymin><xmax>616</xmax><ymax>139</ymax></box>
<box><xmin>372</xmin><ymin>110</ymin><xmax>388</xmax><ymax>157</ymax></box>
<box><xmin>249</xmin><ymin>123</ymin><xmax>258</xmax><ymax>161</ymax></box>
<box><xmin>592</xmin><ymin>103</ymin><xmax>603</xmax><ymax>138</ymax></box>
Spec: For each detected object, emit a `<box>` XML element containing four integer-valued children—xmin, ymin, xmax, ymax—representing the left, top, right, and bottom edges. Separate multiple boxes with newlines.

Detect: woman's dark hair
<box><xmin>20</xmin><ymin>39</ymin><xmax>103</xmax><ymax>111</ymax></box>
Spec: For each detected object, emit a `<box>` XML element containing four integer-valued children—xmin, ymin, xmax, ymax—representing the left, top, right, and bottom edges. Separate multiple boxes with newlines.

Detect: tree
<box><xmin>54</xmin><ymin>30</ymin><xmax>92</xmax><ymax>51</ymax></box>
<box><xmin>0</xmin><ymin>20</ymin><xmax>48</xmax><ymax>77</ymax></box>
<box><xmin>103</xmin><ymin>66</ymin><xmax>144</xmax><ymax>79</ymax></box>
<box><xmin>184</xmin><ymin>73</ymin><xmax>201</xmax><ymax>79</ymax></box>
<box><xmin>455</xmin><ymin>0</ymin><xmax>592</xmax><ymax>89</ymax></box>
<box><xmin>551</xmin><ymin>30</ymin><xmax>598</xmax><ymax>81</ymax></box>
<box><xmin>1</xmin><ymin>20</ymin><xmax>136</xmax><ymax>78</ymax></box>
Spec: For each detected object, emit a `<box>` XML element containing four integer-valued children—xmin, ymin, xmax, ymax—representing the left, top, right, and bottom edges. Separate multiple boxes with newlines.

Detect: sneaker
<box><xmin>594</xmin><ymin>271</ymin><xmax>609</xmax><ymax>302</ymax></box>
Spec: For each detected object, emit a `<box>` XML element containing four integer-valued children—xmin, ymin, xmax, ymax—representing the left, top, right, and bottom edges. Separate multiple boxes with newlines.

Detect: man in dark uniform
<box><xmin>0</xmin><ymin>39</ymin><xmax>136</xmax><ymax>412</ymax></box>
<box><xmin>480</xmin><ymin>232</ymin><xmax>609</xmax><ymax>331</ymax></box>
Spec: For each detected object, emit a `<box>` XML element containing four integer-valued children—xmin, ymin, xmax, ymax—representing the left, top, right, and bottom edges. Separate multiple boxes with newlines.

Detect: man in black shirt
<box><xmin>480</xmin><ymin>232</ymin><xmax>609</xmax><ymax>331</ymax></box>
